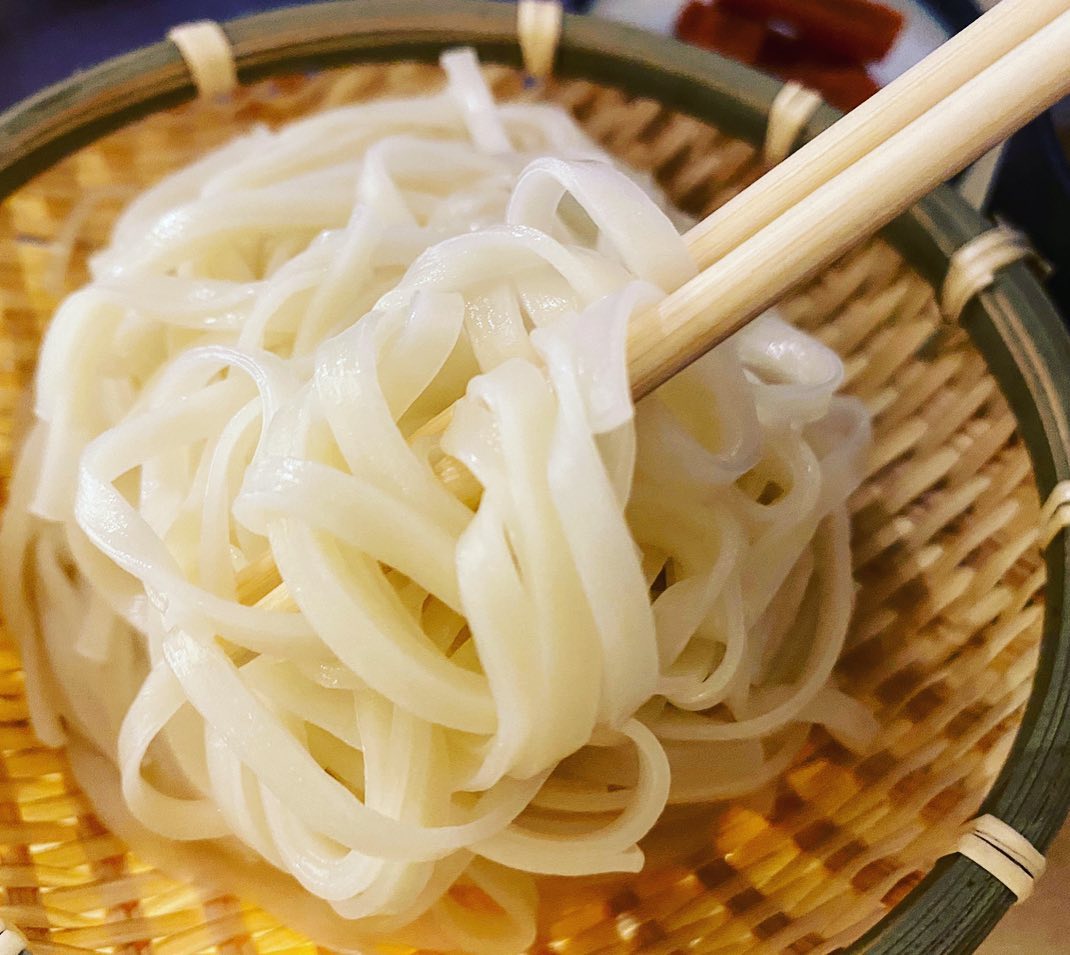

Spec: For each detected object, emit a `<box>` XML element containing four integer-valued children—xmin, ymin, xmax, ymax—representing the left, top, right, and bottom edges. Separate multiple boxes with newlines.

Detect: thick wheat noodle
<box><xmin>0</xmin><ymin>49</ymin><xmax>873</xmax><ymax>954</ymax></box>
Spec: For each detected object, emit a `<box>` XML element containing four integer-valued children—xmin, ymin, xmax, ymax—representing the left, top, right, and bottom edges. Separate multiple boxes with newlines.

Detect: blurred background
<box><xmin>0</xmin><ymin>1</ymin><xmax>1068</xmax><ymax>950</ymax></box>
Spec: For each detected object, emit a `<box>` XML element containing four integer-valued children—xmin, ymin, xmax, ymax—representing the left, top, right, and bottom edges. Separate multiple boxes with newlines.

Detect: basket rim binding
<box><xmin>1</xmin><ymin>1</ymin><xmax>1070</xmax><ymax>952</ymax></box>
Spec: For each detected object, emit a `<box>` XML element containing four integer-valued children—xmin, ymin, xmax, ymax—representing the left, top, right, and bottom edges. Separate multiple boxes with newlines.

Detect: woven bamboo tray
<box><xmin>2</xmin><ymin>3</ymin><xmax>1070</xmax><ymax>953</ymax></box>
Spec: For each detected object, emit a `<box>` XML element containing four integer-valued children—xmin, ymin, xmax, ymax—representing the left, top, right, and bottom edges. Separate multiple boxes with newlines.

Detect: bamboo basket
<box><xmin>2</xmin><ymin>3</ymin><xmax>1070</xmax><ymax>953</ymax></box>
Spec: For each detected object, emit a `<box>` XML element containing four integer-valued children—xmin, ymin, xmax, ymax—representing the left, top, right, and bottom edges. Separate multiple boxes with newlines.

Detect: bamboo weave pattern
<box><xmin>0</xmin><ymin>62</ymin><xmax>1044</xmax><ymax>955</ymax></box>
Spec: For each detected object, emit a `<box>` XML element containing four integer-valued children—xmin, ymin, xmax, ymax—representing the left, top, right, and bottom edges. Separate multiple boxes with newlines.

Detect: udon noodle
<box><xmin>0</xmin><ymin>50</ymin><xmax>875</xmax><ymax>952</ymax></box>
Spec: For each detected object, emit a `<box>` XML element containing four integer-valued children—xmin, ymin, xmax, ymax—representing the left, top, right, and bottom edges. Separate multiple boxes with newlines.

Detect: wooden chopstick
<box><xmin>627</xmin><ymin>8</ymin><xmax>1070</xmax><ymax>397</ymax></box>
<box><xmin>235</xmin><ymin>5</ymin><xmax>1070</xmax><ymax>605</ymax></box>
<box><xmin>684</xmin><ymin>0</ymin><xmax>1070</xmax><ymax>271</ymax></box>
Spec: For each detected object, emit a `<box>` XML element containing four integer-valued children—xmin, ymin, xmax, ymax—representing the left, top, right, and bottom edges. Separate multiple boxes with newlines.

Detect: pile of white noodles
<box><xmin>0</xmin><ymin>50</ymin><xmax>876</xmax><ymax>953</ymax></box>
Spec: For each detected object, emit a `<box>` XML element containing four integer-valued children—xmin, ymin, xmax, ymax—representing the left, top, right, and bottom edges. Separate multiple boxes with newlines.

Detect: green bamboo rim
<box><xmin>2</xmin><ymin>3</ymin><xmax>1069</xmax><ymax>952</ymax></box>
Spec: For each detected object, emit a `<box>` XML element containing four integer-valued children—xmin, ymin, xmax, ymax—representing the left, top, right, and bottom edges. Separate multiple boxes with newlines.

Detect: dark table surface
<box><xmin>0</xmin><ymin>0</ymin><xmax>295</xmax><ymax>109</ymax></box>
<box><xmin>0</xmin><ymin>0</ymin><xmax>597</xmax><ymax>111</ymax></box>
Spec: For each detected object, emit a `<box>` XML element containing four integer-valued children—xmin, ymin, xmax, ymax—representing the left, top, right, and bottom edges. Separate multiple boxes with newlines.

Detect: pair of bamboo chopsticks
<box><xmin>629</xmin><ymin>0</ymin><xmax>1070</xmax><ymax>396</ymax></box>
<box><xmin>235</xmin><ymin>0</ymin><xmax>1070</xmax><ymax>604</ymax></box>
<box><xmin>683</xmin><ymin>0</ymin><xmax>1070</xmax><ymax>270</ymax></box>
